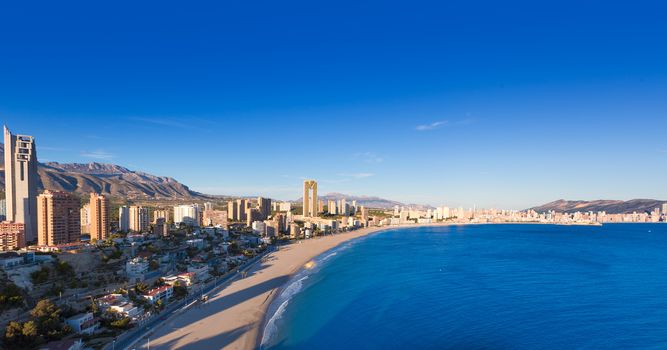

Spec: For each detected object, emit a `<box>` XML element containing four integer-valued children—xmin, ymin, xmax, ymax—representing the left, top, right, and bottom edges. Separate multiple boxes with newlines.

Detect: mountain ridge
<box><xmin>528</xmin><ymin>199</ymin><xmax>667</xmax><ymax>214</ymax></box>
<box><xmin>0</xmin><ymin>143</ymin><xmax>208</xmax><ymax>200</ymax></box>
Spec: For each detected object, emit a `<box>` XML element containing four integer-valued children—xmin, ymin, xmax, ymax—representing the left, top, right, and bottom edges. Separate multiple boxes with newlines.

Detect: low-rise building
<box><xmin>187</xmin><ymin>265</ymin><xmax>210</xmax><ymax>281</ymax></box>
<box><xmin>65</xmin><ymin>312</ymin><xmax>98</xmax><ymax>335</ymax></box>
<box><xmin>126</xmin><ymin>257</ymin><xmax>149</xmax><ymax>282</ymax></box>
<box><xmin>163</xmin><ymin>272</ymin><xmax>196</xmax><ymax>287</ymax></box>
<box><xmin>0</xmin><ymin>251</ymin><xmax>35</xmax><ymax>269</ymax></box>
<box><xmin>143</xmin><ymin>285</ymin><xmax>173</xmax><ymax>304</ymax></box>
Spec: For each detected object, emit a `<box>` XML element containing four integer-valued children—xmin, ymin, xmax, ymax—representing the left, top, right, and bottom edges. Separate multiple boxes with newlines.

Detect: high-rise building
<box><xmin>153</xmin><ymin>209</ymin><xmax>170</xmax><ymax>224</ymax></box>
<box><xmin>360</xmin><ymin>206</ymin><xmax>368</xmax><ymax>224</ymax></box>
<box><xmin>339</xmin><ymin>198</ymin><xmax>348</xmax><ymax>216</ymax></box>
<box><xmin>227</xmin><ymin>200</ymin><xmax>238</xmax><ymax>222</ymax></box>
<box><xmin>278</xmin><ymin>202</ymin><xmax>292</xmax><ymax>212</ymax></box>
<box><xmin>662</xmin><ymin>203</ymin><xmax>667</xmax><ymax>216</ymax></box>
<box><xmin>153</xmin><ymin>218</ymin><xmax>169</xmax><ymax>236</ymax></box>
<box><xmin>203</xmin><ymin>210</ymin><xmax>228</xmax><ymax>228</ymax></box>
<box><xmin>174</xmin><ymin>204</ymin><xmax>201</xmax><ymax>226</ymax></box>
<box><xmin>328</xmin><ymin>200</ymin><xmax>337</xmax><ymax>215</ymax></box>
<box><xmin>258</xmin><ymin>197</ymin><xmax>272</xmax><ymax>220</ymax></box>
<box><xmin>89</xmin><ymin>193</ymin><xmax>110</xmax><ymax>241</ymax></box>
<box><xmin>303</xmin><ymin>180</ymin><xmax>318</xmax><ymax>217</ymax></box>
<box><xmin>37</xmin><ymin>190</ymin><xmax>81</xmax><ymax>246</ymax></box>
<box><xmin>129</xmin><ymin>206</ymin><xmax>149</xmax><ymax>232</ymax></box>
<box><xmin>4</xmin><ymin>126</ymin><xmax>39</xmax><ymax>243</ymax></box>
<box><xmin>118</xmin><ymin>206</ymin><xmax>130</xmax><ymax>232</ymax></box>
<box><xmin>235</xmin><ymin>199</ymin><xmax>247</xmax><ymax>221</ymax></box>
<box><xmin>204</xmin><ymin>202</ymin><xmax>213</xmax><ymax>211</ymax></box>
<box><xmin>80</xmin><ymin>204</ymin><xmax>91</xmax><ymax>234</ymax></box>
<box><xmin>246</xmin><ymin>208</ymin><xmax>260</xmax><ymax>227</ymax></box>
<box><xmin>0</xmin><ymin>222</ymin><xmax>25</xmax><ymax>251</ymax></box>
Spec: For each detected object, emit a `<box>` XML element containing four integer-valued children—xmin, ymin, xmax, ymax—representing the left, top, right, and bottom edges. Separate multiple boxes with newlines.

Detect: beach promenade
<box><xmin>136</xmin><ymin>226</ymin><xmax>387</xmax><ymax>350</ymax></box>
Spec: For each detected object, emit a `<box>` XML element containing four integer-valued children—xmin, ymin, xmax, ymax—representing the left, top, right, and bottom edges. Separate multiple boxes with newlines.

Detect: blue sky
<box><xmin>1</xmin><ymin>0</ymin><xmax>666</xmax><ymax>209</ymax></box>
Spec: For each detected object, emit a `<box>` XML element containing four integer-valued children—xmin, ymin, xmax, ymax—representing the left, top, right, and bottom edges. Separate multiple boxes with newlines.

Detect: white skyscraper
<box><xmin>129</xmin><ymin>206</ymin><xmax>149</xmax><ymax>232</ymax></box>
<box><xmin>4</xmin><ymin>126</ymin><xmax>39</xmax><ymax>242</ymax></box>
<box><xmin>174</xmin><ymin>204</ymin><xmax>201</xmax><ymax>226</ymax></box>
<box><xmin>119</xmin><ymin>206</ymin><xmax>130</xmax><ymax>232</ymax></box>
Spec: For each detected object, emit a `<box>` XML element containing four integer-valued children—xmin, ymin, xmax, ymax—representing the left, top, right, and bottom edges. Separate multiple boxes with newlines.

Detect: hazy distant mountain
<box><xmin>529</xmin><ymin>199</ymin><xmax>667</xmax><ymax>214</ymax></box>
<box><xmin>295</xmin><ymin>192</ymin><xmax>432</xmax><ymax>210</ymax></box>
<box><xmin>0</xmin><ymin>144</ymin><xmax>208</xmax><ymax>200</ymax></box>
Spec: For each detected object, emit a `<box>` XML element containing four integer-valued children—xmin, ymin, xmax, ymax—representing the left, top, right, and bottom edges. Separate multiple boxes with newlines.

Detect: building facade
<box><xmin>153</xmin><ymin>209</ymin><xmax>170</xmax><ymax>224</ymax></box>
<box><xmin>118</xmin><ymin>206</ymin><xmax>130</xmax><ymax>232</ymax></box>
<box><xmin>129</xmin><ymin>206</ymin><xmax>149</xmax><ymax>232</ymax></box>
<box><xmin>37</xmin><ymin>190</ymin><xmax>81</xmax><ymax>246</ymax></box>
<box><xmin>258</xmin><ymin>197</ymin><xmax>272</xmax><ymax>220</ymax></box>
<box><xmin>4</xmin><ymin>126</ymin><xmax>39</xmax><ymax>243</ymax></box>
<box><xmin>89</xmin><ymin>193</ymin><xmax>109</xmax><ymax>241</ymax></box>
<box><xmin>174</xmin><ymin>204</ymin><xmax>200</xmax><ymax>226</ymax></box>
<box><xmin>0</xmin><ymin>222</ymin><xmax>25</xmax><ymax>251</ymax></box>
<box><xmin>203</xmin><ymin>209</ymin><xmax>228</xmax><ymax>227</ymax></box>
<box><xmin>303</xmin><ymin>180</ymin><xmax>318</xmax><ymax>217</ymax></box>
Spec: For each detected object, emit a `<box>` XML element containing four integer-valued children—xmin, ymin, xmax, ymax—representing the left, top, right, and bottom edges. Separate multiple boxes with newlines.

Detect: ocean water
<box><xmin>261</xmin><ymin>224</ymin><xmax>667</xmax><ymax>350</ymax></box>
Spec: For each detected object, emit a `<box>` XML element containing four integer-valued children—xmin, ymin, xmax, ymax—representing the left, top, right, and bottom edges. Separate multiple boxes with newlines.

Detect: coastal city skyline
<box><xmin>2</xmin><ymin>1</ymin><xmax>667</xmax><ymax>208</ymax></box>
<box><xmin>0</xmin><ymin>119</ymin><xmax>665</xmax><ymax>210</ymax></box>
<box><xmin>2</xmin><ymin>2</ymin><xmax>667</xmax><ymax>350</ymax></box>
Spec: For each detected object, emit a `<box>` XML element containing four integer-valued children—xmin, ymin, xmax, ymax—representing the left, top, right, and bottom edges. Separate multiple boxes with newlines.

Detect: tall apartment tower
<box><xmin>235</xmin><ymin>199</ymin><xmax>247</xmax><ymax>221</ymax></box>
<box><xmin>328</xmin><ymin>200</ymin><xmax>337</xmax><ymax>215</ymax></box>
<box><xmin>37</xmin><ymin>190</ymin><xmax>81</xmax><ymax>246</ymax></box>
<box><xmin>153</xmin><ymin>209</ymin><xmax>170</xmax><ymax>224</ymax></box>
<box><xmin>303</xmin><ymin>180</ymin><xmax>318</xmax><ymax>217</ymax></box>
<box><xmin>89</xmin><ymin>193</ymin><xmax>109</xmax><ymax>241</ymax></box>
<box><xmin>227</xmin><ymin>200</ymin><xmax>238</xmax><ymax>222</ymax></box>
<box><xmin>118</xmin><ymin>206</ymin><xmax>130</xmax><ymax>232</ymax></box>
<box><xmin>4</xmin><ymin>126</ymin><xmax>39</xmax><ymax>243</ymax></box>
<box><xmin>80</xmin><ymin>204</ymin><xmax>91</xmax><ymax>234</ymax></box>
<box><xmin>258</xmin><ymin>197</ymin><xmax>272</xmax><ymax>220</ymax></box>
<box><xmin>129</xmin><ymin>206</ymin><xmax>149</xmax><ymax>232</ymax></box>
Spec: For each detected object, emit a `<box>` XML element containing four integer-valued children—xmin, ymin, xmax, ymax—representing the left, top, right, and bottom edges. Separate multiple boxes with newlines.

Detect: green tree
<box><xmin>54</xmin><ymin>261</ymin><xmax>75</xmax><ymax>278</ymax></box>
<box><xmin>30</xmin><ymin>266</ymin><xmax>51</xmax><ymax>284</ymax></box>
<box><xmin>135</xmin><ymin>282</ymin><xmax>150</xmax><ymax>294</ymax></box>
<box><xmin>173</xmin><ymin>285</ymin><xmax>188</xmax><ymax>299</ymax></box>
<box><xmin>4</xmin><ymin>321</ymin><xmax>32</xmax><ymax>348</ymax></box>
<box><xmin>0</xmin><ymin>283</ymin><xmax>25</xmax><ymax>311</ymax></box>
<box><xmin>30</xmin><ymin>299</ymin><xmax>69</xmax><ymax>341</ymax></box>
<box><xmin>109</xmin><ymin>317</ymin><xmax>131</xmax><ymax>330</ymax></box>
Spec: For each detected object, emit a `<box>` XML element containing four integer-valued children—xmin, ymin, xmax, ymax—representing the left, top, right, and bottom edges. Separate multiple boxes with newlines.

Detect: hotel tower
<box><xmin>3</xmin><ymin>126</ymin><xmax>39</xmax><ymax>243</ymax></box>
<box><xmin>303</xmin><ymin>180</ymin><xmax>318</xmax><ymax>217</ymax></box>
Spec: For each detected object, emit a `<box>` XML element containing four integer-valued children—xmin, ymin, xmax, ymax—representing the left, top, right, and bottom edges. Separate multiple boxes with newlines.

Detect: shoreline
<box><xmin>139</xmin><ymin>225</ymin><xmax>389</xmax><ymax>350</ymax></box>
<box><xmin>256</xmin><ymin>226</ymin><xmax>395</xmax><ymax>348</ymax></box>
<box><xmin>138</xmin><ymin>221</ymin><xmax>652</xmax><ymax>350</ymax></box>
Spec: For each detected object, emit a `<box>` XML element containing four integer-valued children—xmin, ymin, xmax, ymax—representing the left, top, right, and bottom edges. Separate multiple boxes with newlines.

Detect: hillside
<box><xmin>529</xmin><ymin>199</ymin><xmax>667</xmax><ymax>214</ymax></box>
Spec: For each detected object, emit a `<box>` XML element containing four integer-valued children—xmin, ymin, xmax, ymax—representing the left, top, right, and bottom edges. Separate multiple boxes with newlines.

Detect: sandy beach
<box><xmin>137</xmin><ymin>225</ymin><xmax>388</xmax><ymax>350</ymax></box>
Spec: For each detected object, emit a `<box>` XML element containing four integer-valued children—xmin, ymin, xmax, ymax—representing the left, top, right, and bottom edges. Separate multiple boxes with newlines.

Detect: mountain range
<box><xmin>2</xmin><ymin>144</ymin><xmax>665</xmax><ymax>212</ymax></box>
<box><xmin>0</xmin><ymin>144</ymin><xmax>207</xmax><ymax>200</ymax></box>
<box><xmin>528</xmin><ymin>199</ymin><xmax>666</xmax><ymax>214</ymax></box>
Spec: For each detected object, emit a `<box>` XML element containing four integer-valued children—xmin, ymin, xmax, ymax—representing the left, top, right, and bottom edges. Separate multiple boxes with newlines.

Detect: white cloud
<box><xmin>415</xmin><ymin>120</ymin><xmax>448</xmax><ymax>131</ymax></box>
<box><xmin>353</xmin><ymin>152</ymin><xmax>384</xmax><ymax>163</ymax></box>
<box><xmin>338</xmin><ymin>172</ymin><xmax>375</xmax><ymax>179</ymax></box>
<box><xmin>80</xmin><ymin>150</ymin><xmax>115</xmax><ymax>160</ymax></box>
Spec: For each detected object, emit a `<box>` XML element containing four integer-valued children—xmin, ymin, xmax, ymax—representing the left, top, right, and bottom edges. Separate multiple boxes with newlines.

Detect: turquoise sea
<box><xmin>261</xmin><ymin>224</ymin><xmax>667</xmax><ymax>349</ymax></box>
